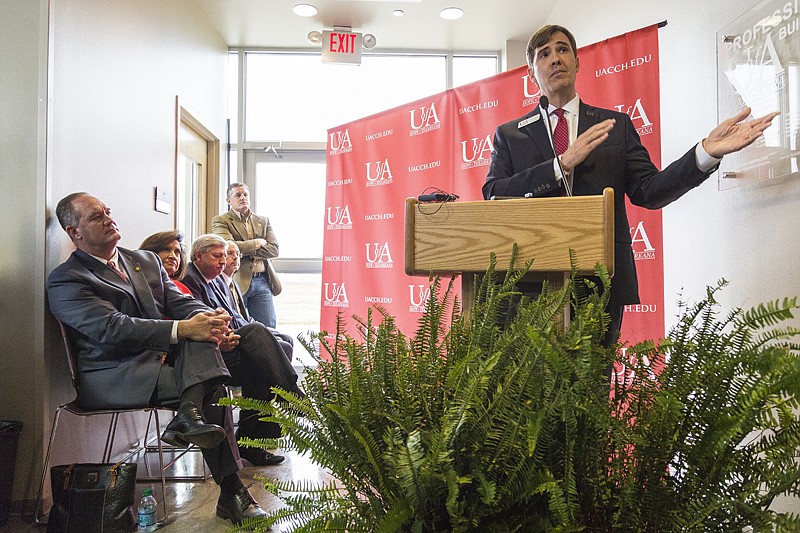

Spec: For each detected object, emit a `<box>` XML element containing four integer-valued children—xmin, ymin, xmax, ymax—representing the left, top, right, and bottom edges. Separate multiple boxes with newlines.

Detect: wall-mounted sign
<box><xmin>322</xmin><ymin>30</ymin><xmax>363</xmax><ymax>65</ymax></box>
<box><xmin>717</xmin><ymin>0</ymin><xmax>800</xmax><ymax>190</ymax></box>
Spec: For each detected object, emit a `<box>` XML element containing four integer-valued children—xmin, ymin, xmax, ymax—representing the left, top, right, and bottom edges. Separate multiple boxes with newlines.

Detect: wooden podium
<box><xmin>405</xmin><ymin>188</ymin><xmax>615</xmax><ymax>319</ymax></box>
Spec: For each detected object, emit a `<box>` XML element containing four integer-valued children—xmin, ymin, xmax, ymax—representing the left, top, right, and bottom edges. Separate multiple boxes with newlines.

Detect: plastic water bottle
<box><xmin>137</xmin><ymin>488</ymin><xmax>158</xmax><ymax>532</ymax></box>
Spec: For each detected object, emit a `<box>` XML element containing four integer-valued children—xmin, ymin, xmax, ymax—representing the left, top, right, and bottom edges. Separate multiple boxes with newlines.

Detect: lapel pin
<box><xmin>134</xmin><ymin>266</ymin><xmax>141</xmax><ymax>272</ymax></box>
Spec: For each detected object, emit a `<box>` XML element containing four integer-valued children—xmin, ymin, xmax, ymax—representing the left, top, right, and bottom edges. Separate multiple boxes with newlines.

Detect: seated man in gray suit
<box><xmin>181</xmin><ymin>234</ymin><xmax>304</xmax><ymax>467</ymax></box>
<box><xmin>47</xmin><ymin>193</ymin><xmax>265</xmax><ymax>526</ymax></box>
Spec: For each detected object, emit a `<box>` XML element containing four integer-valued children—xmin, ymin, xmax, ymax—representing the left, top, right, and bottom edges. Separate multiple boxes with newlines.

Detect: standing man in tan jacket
<box><xmin>212</xmin><ymin>183</ymin><xmax>279</xmax><ymax>328</ymax></box>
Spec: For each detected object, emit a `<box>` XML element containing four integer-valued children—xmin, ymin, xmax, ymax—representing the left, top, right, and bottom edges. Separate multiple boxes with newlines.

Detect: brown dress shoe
<box><xmin>216</xmin><ymin>485</ymin><xmax>267</xmax><ymax>525</ymax></box>
<box><xmin>161</xmin><ymin>402</ymin><xmax>226</xmax><ymax>449</ymax></box>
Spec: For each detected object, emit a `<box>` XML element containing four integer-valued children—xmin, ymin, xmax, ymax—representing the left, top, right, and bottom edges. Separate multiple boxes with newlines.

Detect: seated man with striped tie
<box><xmin>181</xmin><ymin>233</ymin><xmax>303</xmax><ymax>466</ymax></box>
<box><xmin>48</xmin><ymin>193</ymin><xmax>268</xmax><ymax>525</ymax></box>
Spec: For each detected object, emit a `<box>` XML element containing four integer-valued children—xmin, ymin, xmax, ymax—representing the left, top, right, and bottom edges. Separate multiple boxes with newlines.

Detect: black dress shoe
<box><xmin>216</xmin><ymin>485</ymin><xmax>267</xmax><ymax>526</ymax></box>
<box><xmin>239</xmin><ymin>446</ymin><xmax>285</xmax><ymax>466</ymax></box>
<box><xmin>161</xmin><ymin>402</ymin><xmax>226</xmax><ymax>449</ymax></box>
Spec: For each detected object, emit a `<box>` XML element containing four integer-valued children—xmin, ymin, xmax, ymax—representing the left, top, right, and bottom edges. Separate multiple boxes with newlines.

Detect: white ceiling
<box><xmin>198</xmin><ymin>0</ymin><xmax>556</xmax><ymax>51</ymax></box>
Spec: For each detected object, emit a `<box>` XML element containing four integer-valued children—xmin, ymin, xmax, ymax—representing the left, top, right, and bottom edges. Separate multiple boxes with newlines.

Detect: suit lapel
<box><xmin>225</xmin><ymin>211</ymin><xmax>249</xmax><ymax>241</ymax></box>
<box><xmin>118</xmin><ymin>250</ymin><xmax>160</xmax><ymax>319</ymax></box>
<box><xmin>520</xmin><ymin>108</ymin><xmax>556</xmax><ymax>163</ymax></box>
<box><xmin>572</xmin><ymin>102</ymin><xmax>604</xmax><ymax>192</ymax></box>
<box><xmin>576</xmin><ymin>101</ymin><xmax>601</xmax><ymax>136</ymax></box>
<box><xmin>251</xmin><ymin>215</ymin><xmax>264</xmax><ymax>238</ymax></box>
<box><xmin>232</xmin><ymin>282</ymin><xmax>250</xmax><ymax>321</ymax></box>
<box><xmin>75</xmin><ymin>249</ymin><xmax>148</xmax><ymax>316</ymax></box>
<box><xmin>76</xmin><ymin>249</ymin><xmax>135</xmax><ymax>296</ymax></box>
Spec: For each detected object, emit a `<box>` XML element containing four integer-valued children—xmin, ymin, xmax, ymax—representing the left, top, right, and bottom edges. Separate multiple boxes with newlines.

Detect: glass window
<box><xmin>227</xmin><ymin>52</ymin><xmax>239</xmax><ymax>144</ymax></box>
<box><xmin>245</xmin><ymin>52</ymin><xmax>447</xmax><ymax>142</ymax></box>
<box><xmin>254</xmin><ymin>159</ymin><xmax>326</xmax><ymax>259</ymax></box>
<box><xmin>453</xmin><ymin>55</ymin><xmax>499</xmax><ymax>88</ymax></box>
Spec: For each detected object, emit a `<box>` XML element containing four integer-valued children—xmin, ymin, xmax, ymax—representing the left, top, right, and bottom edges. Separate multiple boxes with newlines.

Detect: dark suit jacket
<box><xmin>47</xmin><ymin>247</ymin><xmax>222</xmax><ymax>408</ymax></box>
<box><xmin>181</xmin><ymin>262</ymin><xmax>249</xmax><ymax>330</ymax></box>
<box><xmin>182</xmin><ymin>264</ymin><xmax>294</xmax><ymax>360</ymax></box>
<box><xmin>483</xmin><ymin>101</ymin><xmax>716</xmax><ymax>306</ymax></box>
<box><xmin>211</xmin><ymin>210</ymin><xmax>278</xmax><ymax>294</ymax></box>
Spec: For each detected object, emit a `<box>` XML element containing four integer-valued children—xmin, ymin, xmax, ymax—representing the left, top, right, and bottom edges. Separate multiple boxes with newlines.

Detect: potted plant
<box><xmin>227</xmin><ymin>253</ymin><xmax>800</xmax><ymax>532</ymax></box>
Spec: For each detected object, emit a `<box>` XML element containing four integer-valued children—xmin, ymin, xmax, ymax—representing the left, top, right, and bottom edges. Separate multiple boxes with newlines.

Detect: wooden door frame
<box><xmin>174</xmin><ymin>96</ymin><xmax>221</xmax><ymax>233</ymax></box>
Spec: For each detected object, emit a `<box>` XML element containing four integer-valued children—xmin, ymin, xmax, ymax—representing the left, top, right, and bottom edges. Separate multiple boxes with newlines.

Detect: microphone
<box><xmin>418</xmin><ymin>192</ymin><xmax>458</xmax><ymax>203</ymax></box>
<box><xmin>539</xmin><ymin>95</ymin><xmax>572</xmax><ymax>197</ymax></box>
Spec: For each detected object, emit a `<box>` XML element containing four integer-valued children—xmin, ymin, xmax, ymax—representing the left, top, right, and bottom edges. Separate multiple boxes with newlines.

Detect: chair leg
<box><xmin>102</xmin><ymin>412</ymin><xmax>119</xmax><ymax>463</ymax></box>
<box><xmin>33</xmin><ymin>405</ymin><xmax>65</xmax><ymax>525</ymax></box>
<box><xmin>152</xmin><ymin>409</ymin><xmax>169</xmax><ymax>523</ymax></box>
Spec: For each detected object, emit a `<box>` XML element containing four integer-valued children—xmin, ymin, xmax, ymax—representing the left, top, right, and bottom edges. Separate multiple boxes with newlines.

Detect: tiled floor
<box><xmin>4</xmin><ymin>272</ymin><xmax>327</xmax><ymax>532</ymax></box>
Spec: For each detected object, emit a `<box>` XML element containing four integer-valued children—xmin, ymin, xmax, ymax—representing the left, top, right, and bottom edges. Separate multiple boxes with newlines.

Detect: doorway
<box><xmin>175</xmin><ymin>98</ymin><xmax>221</xmax><ymax>241</ymax></box>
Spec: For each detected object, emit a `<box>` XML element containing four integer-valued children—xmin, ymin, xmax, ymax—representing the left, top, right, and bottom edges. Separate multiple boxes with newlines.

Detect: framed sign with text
<box><xmin>717</xmin><ymin>0</ymin><xmax>800</xmax><ymax>190</ymax></box>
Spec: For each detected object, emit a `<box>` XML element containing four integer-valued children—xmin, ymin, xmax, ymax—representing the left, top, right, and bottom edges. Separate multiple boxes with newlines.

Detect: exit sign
<box><xmin>322</xmin><ymin>30</ymin><xmax>363</xmax><ymax>65</ymax></box>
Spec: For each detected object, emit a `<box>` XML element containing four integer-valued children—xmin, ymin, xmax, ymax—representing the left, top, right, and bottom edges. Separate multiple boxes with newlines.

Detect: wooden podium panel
<box><xmin>405</xmin><ymin>188</ymin><xmax>614</xmax><ymax>277</ymax></box>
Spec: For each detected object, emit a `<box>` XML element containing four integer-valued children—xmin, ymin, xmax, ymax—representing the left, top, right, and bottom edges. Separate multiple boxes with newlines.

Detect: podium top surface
<box><xmin>405</xmin><ymin>188</ymin><xmax>614</xmax><ymax>276</ymax></box>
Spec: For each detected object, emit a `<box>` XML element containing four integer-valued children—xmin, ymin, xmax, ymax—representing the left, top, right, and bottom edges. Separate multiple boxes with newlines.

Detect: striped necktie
<box><xmin>107</xmin><ymin>260</ymin><xmax>129</xmax><ymax>283</ymax></box>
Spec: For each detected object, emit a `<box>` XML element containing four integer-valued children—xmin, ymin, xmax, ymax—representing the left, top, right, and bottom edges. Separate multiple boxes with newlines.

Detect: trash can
<box><xmin>0</xmin><ymin>421</ymin><xmax>22</xmax><ymax>527</ymax></box>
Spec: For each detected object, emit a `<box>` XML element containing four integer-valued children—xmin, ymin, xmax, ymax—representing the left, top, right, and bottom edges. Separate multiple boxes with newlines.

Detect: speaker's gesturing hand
<box><xmin>560</xmin><ymin>118</ymin><xmax>616</xmax><ymax>173</ymax></box>
<box><xmin>702</xmin><ymin>107</ymin><xmax>779</xmax><ymax>158</ymax></box>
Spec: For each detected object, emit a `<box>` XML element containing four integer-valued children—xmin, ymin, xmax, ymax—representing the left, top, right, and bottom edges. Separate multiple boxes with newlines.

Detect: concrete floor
<box><xmin>4</xmin><ymin>272</ymin><xmax>327</xmax><ymax>532</ymax></box>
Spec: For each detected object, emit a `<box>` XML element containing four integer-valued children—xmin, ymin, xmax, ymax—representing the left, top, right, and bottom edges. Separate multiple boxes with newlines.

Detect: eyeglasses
<box><xmin>227</xmin><ymin>251</ymin><xmax>242</xmax><ymax>258</ymax></box>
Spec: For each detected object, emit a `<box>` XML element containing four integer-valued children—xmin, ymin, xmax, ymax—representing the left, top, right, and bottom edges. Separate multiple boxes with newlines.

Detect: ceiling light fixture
<box><xmin>392</xmin><ymin>9</ymin><xmax>404</xmax><ymax>17</ymax></box>
<box><xmin>362</xmin><ymin>33</ymin><xmax>377</xmax><ymax>49</ymax></box>
<box><xmin>293</xmin><ymin>4</ymin><xmax>318</xmax><ymax>17</ymax></box>
<box><xmin>307</xmin><ymin>30</ymin><xmax>323</xmax><ymax>44</ymax></box>
<box><xmin>439</xmin><ymin>7</ymin><xmax>464</xmax><ymax>20</ymax></box>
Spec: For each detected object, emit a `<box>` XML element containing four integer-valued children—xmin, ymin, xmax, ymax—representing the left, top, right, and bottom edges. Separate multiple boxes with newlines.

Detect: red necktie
<box><xmin>107</xmin><ymin>260</ymin><xmax>129</xmax><ymax>283</ymax></box>
<box><xmin>552</xmin><ymin>108</ymin><xmax>569</xmax><ymax>155</ymax></box>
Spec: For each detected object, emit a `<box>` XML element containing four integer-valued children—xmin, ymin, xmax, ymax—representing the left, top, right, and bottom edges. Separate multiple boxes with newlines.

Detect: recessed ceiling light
<box><xmin>392</xmin><ymin>9</ymin><xmax>404</xmax><ymax>17</ymax></box>
<box><xmin>293</xmin><ymin>4</ymin><xmax>318</xmax><ymax>17</ymax></box>
<box><xmin>439</xmin><ymin>7</ymin><xmax>464</xmax><ymax>20</ymax></box>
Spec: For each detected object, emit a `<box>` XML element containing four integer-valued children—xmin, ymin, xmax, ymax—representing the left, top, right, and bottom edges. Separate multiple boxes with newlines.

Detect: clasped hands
<box><xmin>558</xmin><ymin>106</ymin><xmax>779</xmax><ymax>173</ymax></box>
<box><xmin>178</xmin><ymin>308</ymin><xmax>240</xmax><ymax>351</ymax></box>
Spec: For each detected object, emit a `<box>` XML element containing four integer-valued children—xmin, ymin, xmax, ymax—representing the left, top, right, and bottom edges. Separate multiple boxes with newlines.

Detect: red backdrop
<box><xmin>321</xmin><ymin>25</ymin><xmax>664</xmax><ymax>351</ymax></box>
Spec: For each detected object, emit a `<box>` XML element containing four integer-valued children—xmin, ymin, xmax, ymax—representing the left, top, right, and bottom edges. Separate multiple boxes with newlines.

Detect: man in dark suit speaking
<box><xmin>47</xmin><ymin>193</ymin><xmax>266</xmax><ymax>526</ymax></box>
<box><xmin>483</xmin><ymin>24</ymin><xmax>778</xmax><ymax>344</ymax></box>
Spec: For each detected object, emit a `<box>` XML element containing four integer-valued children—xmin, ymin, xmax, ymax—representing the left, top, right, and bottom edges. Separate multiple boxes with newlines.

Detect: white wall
<box><xmin>0</xmin><ymin>0</ymin><xmax>49</xmax><ymax>512</ymax></box>
<box><xmin>0</xmin><ymin>0</ymin><xmax>228</xmax><ymax>510</ymax></box>
<box><xmin>547</xmin><ymin>0</ymin><xmax>800</xmax><ymax>515</ymax></box>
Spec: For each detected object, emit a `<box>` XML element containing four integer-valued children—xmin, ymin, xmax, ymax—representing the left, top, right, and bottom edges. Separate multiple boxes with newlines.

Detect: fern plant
<box><xmin>224</xmin><ymin>253</ymin><xmax>800</xmax><ymax>532</ymax></box>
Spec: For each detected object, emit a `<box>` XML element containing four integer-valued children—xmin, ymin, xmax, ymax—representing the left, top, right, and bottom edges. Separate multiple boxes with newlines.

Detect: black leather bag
<box><xmin>47</xmin><ymin>462</ymin><xmax>137</xmax><ymax>533</ymax></box>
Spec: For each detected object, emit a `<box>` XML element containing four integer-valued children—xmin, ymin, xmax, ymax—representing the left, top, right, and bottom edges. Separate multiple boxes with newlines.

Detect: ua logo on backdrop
<box><xmin>460</xmin><ymin>134</ymin><xmax>493</xmax><ymax>169</ymax></box>
<box><xmin>408</xmin><ymin>284</ymin><xmax>431</xmax><ymax>313</ymax></box>
<box><xmin>613</xmin><ymin>98</ymin><xmax>653</xmax><ymax>136</ymax></box>
<box><xmin>323</xmin><ymin>282</ymin><xmax>349</xmax><ymax>307</ymax></box>
<box><xmin>521</xmin><ymin>75</ymin><xmax>541</xmax><ymax>107</ymax></box>
<box><xmin>365</xmin><ymin>242</ymin><xmax>393</xmax><ymax>269</ymax></box>
<box><xmin>365</xmin><ymin>159</ymin><xmax>393</xmax><ymax>187</ymax></box>
<box><xmin>409</xmin><ymin>102</ymin><xmax>441</xmax><ymax>136</ymax></box>
<box><xmin>630</xmin><ymin>220</ymin><xmax>656</xmax><ymax>260</ymax></box>
<box><xmin>326</xmin><ymin>206</ymin><xmax>352</xmax><ymax>230</ymax></box>
<box><xmin>329</xmin><ymin>129</ymin><xmax>353</xmax><ymax>155</ymax></box>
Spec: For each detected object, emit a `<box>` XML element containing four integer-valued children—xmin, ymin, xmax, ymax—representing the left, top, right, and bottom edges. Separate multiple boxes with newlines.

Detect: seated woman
<box><xmin>139</xmin><ymin>230</ymin><xmax>192</xmax><ymax>295</ymax></box>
